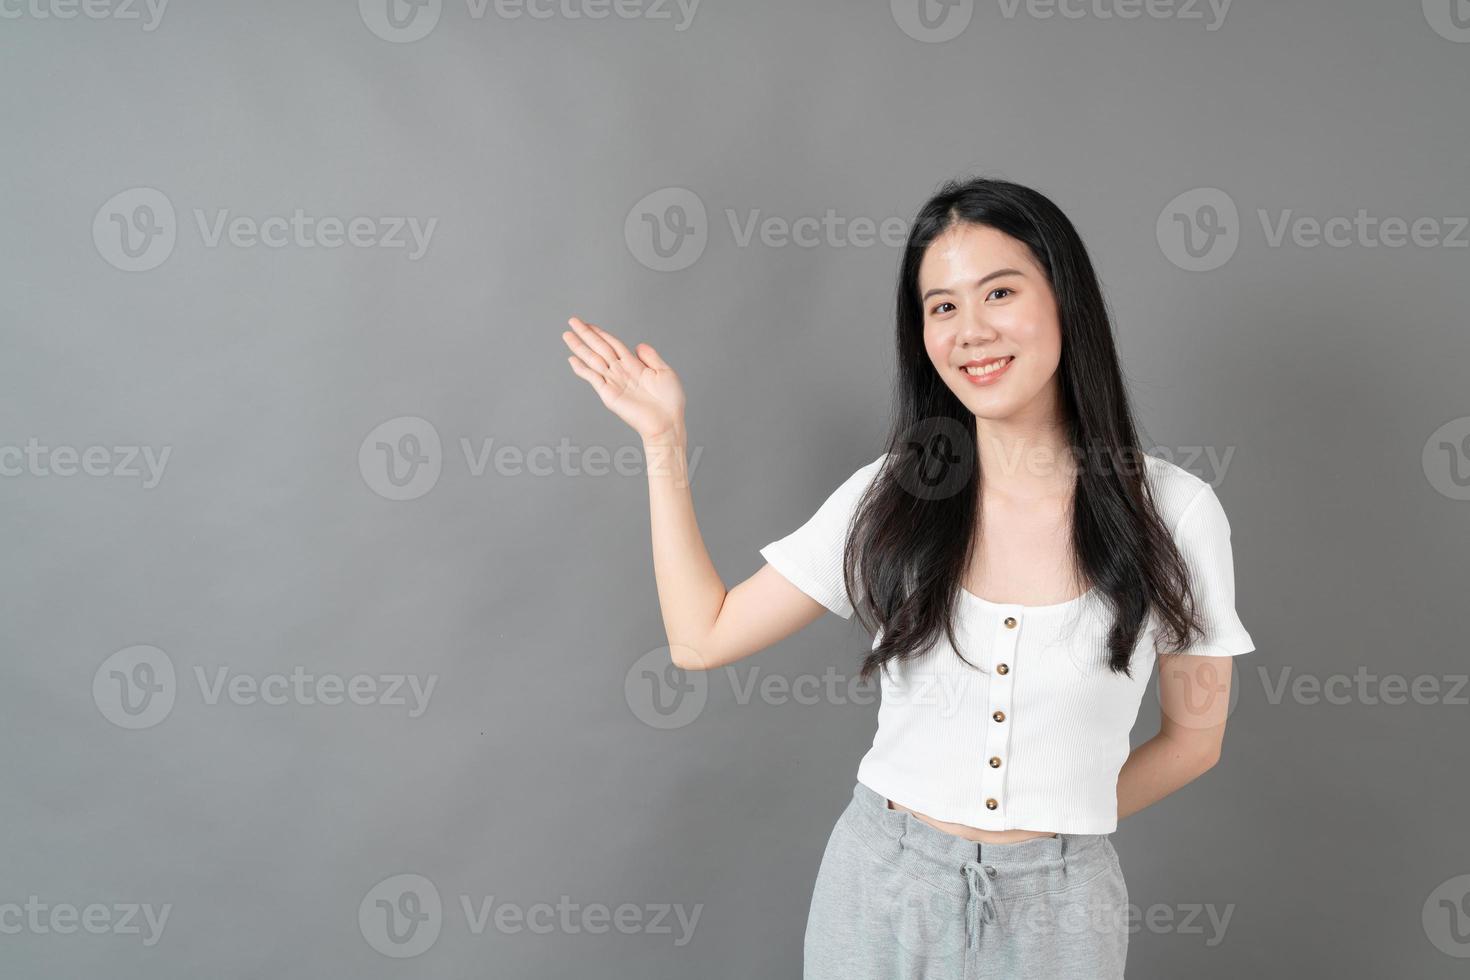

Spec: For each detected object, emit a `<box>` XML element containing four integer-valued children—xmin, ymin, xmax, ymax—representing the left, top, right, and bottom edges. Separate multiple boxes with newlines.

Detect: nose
<box><xmin>956</xmin><ymin>307</ymin><xmax>998</xmax><ymax>347</ymax></box>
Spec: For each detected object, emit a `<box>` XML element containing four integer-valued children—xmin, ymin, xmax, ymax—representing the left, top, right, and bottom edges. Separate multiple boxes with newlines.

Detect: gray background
<box><xmin>3</xmin><ymin>0</ymin><xmax>1469</xmax><ymax>976</ymax></box>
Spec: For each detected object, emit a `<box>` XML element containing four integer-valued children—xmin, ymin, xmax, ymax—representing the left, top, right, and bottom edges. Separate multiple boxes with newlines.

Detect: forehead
<box><xmin>918</xmin><ymin>223</ymin><xmax>1034</xmax><ymax>285</ymax></box>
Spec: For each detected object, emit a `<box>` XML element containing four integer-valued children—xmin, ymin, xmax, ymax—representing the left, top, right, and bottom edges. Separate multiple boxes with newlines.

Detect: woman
<box><xmin>562</xmin><ymin>175</ymin><xmax>1256</xmax><ymax>979</ymax></box>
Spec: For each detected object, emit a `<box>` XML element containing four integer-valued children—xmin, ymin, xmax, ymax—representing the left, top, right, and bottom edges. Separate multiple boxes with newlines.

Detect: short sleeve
<box><xmin>759</xmin><ymin>453</ymin><xmax>887</xmax><ymax>619</ymax></box>
<box><xmin>1172</xmin><ymin>483</ymin><xmax>1256</xmax><ymax>656</ymax></box>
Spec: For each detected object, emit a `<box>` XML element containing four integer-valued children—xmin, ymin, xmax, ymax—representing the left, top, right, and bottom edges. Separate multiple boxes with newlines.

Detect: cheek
<box><xmin>922</xmin><ymin>327</ymin><xmax>952</xmax><ymax>367</ymax></box>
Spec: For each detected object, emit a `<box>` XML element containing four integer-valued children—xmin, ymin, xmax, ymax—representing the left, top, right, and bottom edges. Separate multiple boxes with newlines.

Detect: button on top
<box><xmin>992</xmin><ymin>710</ymin><xmax>1005</xmax><ymax>722</ymax></box>
<box><xmin>1004</xmin><ymin>616</ymin><xmax>1017</xmax><ymax>628</ymax></box>
<box><xmin>996</xmin><ymin>663</ymin><xmax>1009</xmax><ymax>674</ymax></box>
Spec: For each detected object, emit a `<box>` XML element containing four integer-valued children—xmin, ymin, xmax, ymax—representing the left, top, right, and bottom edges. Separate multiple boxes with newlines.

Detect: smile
<box><xmin>959</xmin><ymin>356</ymin><xmax>1015</xmax><ymax>385</ymax></box>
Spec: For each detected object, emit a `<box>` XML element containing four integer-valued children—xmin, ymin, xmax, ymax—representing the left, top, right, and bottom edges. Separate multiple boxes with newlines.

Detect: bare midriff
<box><xmin>886</xmin><ymin>798</ymin><xmax>1059</xmax><ymax>842</ymax></box>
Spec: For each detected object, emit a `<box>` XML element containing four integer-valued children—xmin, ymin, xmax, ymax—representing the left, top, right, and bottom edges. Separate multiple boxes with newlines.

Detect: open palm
<box><xmin>562</xmin><ymin>316</ymin><xmax>686</xmax><ymax>442</ymax></box>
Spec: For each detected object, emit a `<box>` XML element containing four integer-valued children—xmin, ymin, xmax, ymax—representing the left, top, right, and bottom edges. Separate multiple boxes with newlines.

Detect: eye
<box><xmin>930</xmin><ymin>301</ymin><xmax>955</xmax><ymax>315</ymax></box>
<box><xmin>987</xmin><ymin>287</ymin><xmax>1013</xmax><ymax>301</ymax></box>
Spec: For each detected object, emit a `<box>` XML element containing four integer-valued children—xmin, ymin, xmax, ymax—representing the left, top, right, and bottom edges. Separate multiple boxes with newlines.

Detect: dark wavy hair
<box><xmin>845</xmin><ymin>175</ymin><xmax>1209</xmax><ymax>684</ymax></box>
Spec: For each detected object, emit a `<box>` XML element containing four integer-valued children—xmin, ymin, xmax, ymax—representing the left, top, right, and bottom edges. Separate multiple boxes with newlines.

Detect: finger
<box><xmin>588</xmin><ymin>323</ymin><xmax>640</xmax><ymax>366</ymax></box>
<box><xmin>636</xmin><ymin>342</ymin><xmax>669</xmax><ymax>370</ymax></box>
<box><xmin>567</xmin><ymin>355</ymin><xmax>611</xmax><ymax>394</ymax></box>
<box><xmin>567</xmin><ymin>317</ymin><xmax>618</xmax><ymax>366</ymax></box>
<box><xmin>562</xmin><ymin>329</ymin><xmax>611</xmax><ymax>375</ymax></box>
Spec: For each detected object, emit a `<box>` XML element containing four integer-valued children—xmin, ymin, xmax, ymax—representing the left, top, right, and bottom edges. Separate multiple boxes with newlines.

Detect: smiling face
<box><xmin>918</xmin><ymin>221</ymin><xmax>1065</xmax><ymax>426</ymax></box>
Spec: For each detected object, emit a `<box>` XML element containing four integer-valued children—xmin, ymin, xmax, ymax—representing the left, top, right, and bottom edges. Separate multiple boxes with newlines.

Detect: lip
<box><xmin>957</xmin><ymin>355</ymin><xmax>1015</xmax><ymax>386</ymax></box>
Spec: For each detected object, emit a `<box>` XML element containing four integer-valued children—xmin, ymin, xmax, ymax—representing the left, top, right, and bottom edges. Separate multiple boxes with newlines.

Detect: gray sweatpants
<box><xmin>804</xmin><ymin>781</ymin><xmax>1129</xmax><ymax>979</ymax></box>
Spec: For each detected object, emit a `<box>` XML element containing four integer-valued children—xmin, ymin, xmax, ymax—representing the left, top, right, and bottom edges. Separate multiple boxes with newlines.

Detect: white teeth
<box><xmin>962</xmin><ymin>357</ymin><xmax>1012</xmax><ymax>376</ymax></box>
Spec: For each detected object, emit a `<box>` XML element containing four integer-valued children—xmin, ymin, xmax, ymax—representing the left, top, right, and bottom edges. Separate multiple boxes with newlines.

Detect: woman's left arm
<box><xmin>1115</xmin><ymin>653</ymin><xmax>1236</xmax><ymax>821</ymax></box>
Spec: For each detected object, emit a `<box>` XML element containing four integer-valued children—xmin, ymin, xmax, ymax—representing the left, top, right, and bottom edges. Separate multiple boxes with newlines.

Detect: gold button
<box><xmin>988</xmin><ymin>756</ymin><xmax>1001</xmax><ymax>768</ymax></box>
<box><xmin>992</xmin><ymin>710</ymin><xmax>1005</xmax><ymax>722</ymax></box>
<box><xmin>996</xmin><ymin>663</ymin><xmax>1009</xmax><ymax>674</ymax></box>
<box><xmin>985</xmin><ymin>798</ymin><xmax>998</xmax><ymax>810</ymax></box>
<box><xmin>1004</xmin><ymin>617</ymin><xmax>1017</xmax><ymax>628</ymax></box>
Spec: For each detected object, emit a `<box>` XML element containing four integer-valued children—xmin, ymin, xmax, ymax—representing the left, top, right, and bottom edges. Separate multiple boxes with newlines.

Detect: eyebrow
<box><xmin>921</xmin><ymin>267</ymin><xmax>1025</xmax><ymax>303</ymax></box>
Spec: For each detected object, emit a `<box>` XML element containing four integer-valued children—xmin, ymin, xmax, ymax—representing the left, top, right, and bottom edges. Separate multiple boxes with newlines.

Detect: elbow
<box><xmin>668</xmin><ymin>641</ymin><xmax>716</xmax><ymax>672</ymax></box>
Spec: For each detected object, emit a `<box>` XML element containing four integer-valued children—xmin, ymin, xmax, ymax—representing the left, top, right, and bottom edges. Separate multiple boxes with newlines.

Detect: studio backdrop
<box><xmin>3</xmin><ymin>1</ymin><xmax>1468</xmax><ymax>977</ymax></box>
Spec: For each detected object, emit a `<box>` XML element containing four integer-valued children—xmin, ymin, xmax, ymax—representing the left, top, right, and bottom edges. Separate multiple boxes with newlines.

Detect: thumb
<box><xmin>637</xmin><ymin>342</ymin><xmax>669</xmax><ymax>370</ymax></box>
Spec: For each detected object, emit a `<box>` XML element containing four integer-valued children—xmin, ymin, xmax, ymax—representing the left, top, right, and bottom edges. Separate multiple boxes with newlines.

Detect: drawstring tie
<box><xmin>961</xmin><ymin>861</ymin><xmax>997</xmax><ymax>950</ymax></box>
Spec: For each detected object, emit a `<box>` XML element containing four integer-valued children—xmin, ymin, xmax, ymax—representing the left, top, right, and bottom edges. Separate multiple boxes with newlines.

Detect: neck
<box><xmin>973</xmin><ymin>394</ymin><xmax>1075</xmax><ymax>501</ymax></box>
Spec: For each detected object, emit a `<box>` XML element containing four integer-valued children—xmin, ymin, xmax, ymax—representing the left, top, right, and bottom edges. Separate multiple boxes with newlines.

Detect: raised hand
<box><xmin>563</xmin><ymin>316</ymin><xmax>686</xmax><ymax>443</ymax></box>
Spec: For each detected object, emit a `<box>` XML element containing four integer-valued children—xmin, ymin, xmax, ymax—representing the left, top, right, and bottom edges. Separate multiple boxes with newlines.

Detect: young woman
<box><xmin>562</xmin><ymin>176</ymin><xmax>1256</xmax><ymax>979</ymax></box>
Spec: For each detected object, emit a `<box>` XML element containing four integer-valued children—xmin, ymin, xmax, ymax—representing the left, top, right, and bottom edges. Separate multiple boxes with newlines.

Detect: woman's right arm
<box><xmin>642</xmin><ymin>428</ymin><xmax>829</xmax><ymax>671</ymax></box>
<box><xmin>564</xmin><ymin>316</ymin><xmax>831</xmax><ymax>672</ymax></box>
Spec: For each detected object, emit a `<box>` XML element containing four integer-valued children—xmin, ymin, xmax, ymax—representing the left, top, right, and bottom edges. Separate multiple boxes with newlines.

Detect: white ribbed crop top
<box><xmin>759</xmin><ymin>451</ymin><xmax>1256</xmax><ymax>834</ymax></box>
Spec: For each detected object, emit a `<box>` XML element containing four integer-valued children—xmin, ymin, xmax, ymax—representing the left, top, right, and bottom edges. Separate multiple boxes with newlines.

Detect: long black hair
<box><xmin>845</xmin><ymin>175</ymin><xmax>1208</xmax><ymax>683</ymax></box>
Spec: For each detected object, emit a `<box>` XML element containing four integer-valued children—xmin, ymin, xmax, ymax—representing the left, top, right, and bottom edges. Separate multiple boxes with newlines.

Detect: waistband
<box><xmin>843</xmin><ymin>780</ymin><xmax>1116</xmax><ymax>902</ymax></box>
